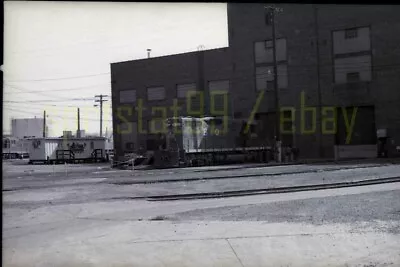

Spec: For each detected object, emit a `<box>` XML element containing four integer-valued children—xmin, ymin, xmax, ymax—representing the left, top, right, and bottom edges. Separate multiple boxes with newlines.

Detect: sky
<box><xmin>3</xmin><ymin>1</ymin><xmax>228</xmax><ymax>137</ymax></box>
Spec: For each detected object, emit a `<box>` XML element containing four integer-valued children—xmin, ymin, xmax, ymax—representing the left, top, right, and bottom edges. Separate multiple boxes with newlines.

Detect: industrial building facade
<box><xmin>111</xmin><ymin>4</ymin><xmax>400</xmax><ymax>162</ymax></box>
<box><xmin>11</xmin><ymin>118</ymin><xmax>45</xmax><ymax>139</ymax></box>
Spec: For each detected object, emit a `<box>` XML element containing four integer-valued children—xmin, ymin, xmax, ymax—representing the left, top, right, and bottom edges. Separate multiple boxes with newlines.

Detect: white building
<box><xmin>11</xmin><ymin>118</ymin><xmax>45</xmax><ymax>139</ymax></box>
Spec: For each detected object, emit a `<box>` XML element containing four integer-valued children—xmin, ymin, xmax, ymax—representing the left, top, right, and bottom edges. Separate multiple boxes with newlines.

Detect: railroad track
<box><xmin>145</xmin><ymin>176</ymin><xmax>400</xmax><ymax>201</ymax></box>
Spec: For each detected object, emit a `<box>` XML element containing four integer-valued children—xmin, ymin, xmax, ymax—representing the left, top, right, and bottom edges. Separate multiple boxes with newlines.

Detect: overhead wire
<box><xmin>3</xmin><ymin>82</ymin><xmax>97</xmax><ymax>102</ymax></box>
<box><xmin>4</xmin><ymin>106</ymin><xmax>113</xmax><ymax>122</ymax></box>
<box><xmin>6</xmin><ymin>72</ymin><xmax>111</xmax><ymax>82</ymax></box>
<box><xmin>3</xmin><ymin>101</ymin><xmax>100</xmax><ymax>108</ymax></box>
<box><xmin>4</xmin><ymin>71</ymin><xmax>110</xmax><ymax>82</ymax></box>
<box><xmin>3</xmin><ymin>82</ymin><xmax>111</xmax><ymax>95</ymax></box>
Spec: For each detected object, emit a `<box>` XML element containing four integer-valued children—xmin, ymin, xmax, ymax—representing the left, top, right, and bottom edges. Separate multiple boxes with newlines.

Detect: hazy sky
<box><xmin>3</xmin><ymin>1</ymin><xmax>228</xmax><ymax>137</ymax></box>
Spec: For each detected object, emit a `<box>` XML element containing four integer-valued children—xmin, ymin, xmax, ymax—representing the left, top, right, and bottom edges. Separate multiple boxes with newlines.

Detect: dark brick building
<box><xmin>111</xmin><ymin>4</ymin><xmax>400</xmax><ymax>162</ymax></box>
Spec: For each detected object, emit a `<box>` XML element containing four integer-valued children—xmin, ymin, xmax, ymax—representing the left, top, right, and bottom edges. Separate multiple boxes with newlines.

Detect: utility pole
<box><xmin>265</xmin><ymin>5</ymin><xmax>283</xmax><ymax>162</ymax></box>
<box><xmin>94</xmin><ymin>95</ymin><xmax>109</xmax><ymax>137</ymax></box>
<box><xmin>43</xmin><ymin>110</ymin><xmax>46</xmax><ymax>138</ymax></box>
<box><xmin>314</xmin><ymin>5</ymin><xmax>323</xmax><ymax>159</ymax></box>
<box><xmin>77</xmin><ymin>108</ymin><xmax>81</xmax><ymax>138</ymax></box>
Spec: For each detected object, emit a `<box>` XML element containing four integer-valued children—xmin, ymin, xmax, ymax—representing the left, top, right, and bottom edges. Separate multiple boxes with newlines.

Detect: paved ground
<box><xmin>169</xmin><ymin>190</ymin><xmax>400</xmax><ymax>229</ymax></box>
<box><xmin>3</xmin><ymin>160</ymin><xmax>400</xmax><ymax>266</ymax></box>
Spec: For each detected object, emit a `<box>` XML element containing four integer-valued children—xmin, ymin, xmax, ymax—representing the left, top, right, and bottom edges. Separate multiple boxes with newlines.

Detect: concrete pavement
<box><xmin>4</xmin><ymin>220</ymin><xmax>400</xmax><ymax>267</ymax></box>
<box><xmin>3</xmin><ymin>161</ymin><xmax>400</xmax><ymax>266</ymax></box>
<box><xmin>4</xmin><ymin>182</ymin><xmax>400</xmax><ymax>267</ymax></box>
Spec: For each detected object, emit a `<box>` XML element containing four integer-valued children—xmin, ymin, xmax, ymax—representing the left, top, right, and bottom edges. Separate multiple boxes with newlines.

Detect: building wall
<box><xmin>227</xmin><ymin>4</ymin><xmax>400</xmax><ymax>158</ymax></box>
<box><xmin>111</xmin><ymin>4</ymin><xmax>400</xmax><ymax>160</ymax></box>
<box><xmin>11</xmin><ymin>118</ymin><xmax>44</xmax><ymax>139</ymax></box>
<box><xmin>111</xmin><ymin>48</ymin><xmax>232</xmax><ymax>160</ymax></box>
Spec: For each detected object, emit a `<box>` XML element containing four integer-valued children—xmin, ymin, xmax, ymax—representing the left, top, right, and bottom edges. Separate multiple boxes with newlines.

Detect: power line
<box><xmin>4</xmin><ymin>98</ymin><xmax>95</xmax><ymax>103</ymax></box>
<box><xmin>3</xmin><ymin>82</ymin><xmax>71</xmax><ymax>99</ymax></box>
<box><xmin>3</xmin><ymin>82</ymin><xmax>101</xmax><ymax>102</ymax></box>
<box><xmin>3</xmin><ymin>98</ymin><xmax>107</xmax><ymax>108</ymax></box>
<box><xmin>4</xmin><ymin>72</ymin><xmax>110</xmax><ymax>82</ymax></box>
<box><xmin>3</xmin><ymin>101</ymin><xmax>101</xmax><ymax>108</ymax></box>
<box><xmin>3</xmin><ymin>103</ymin><xmax>111</xmax><ymax>114</ymax></box>
<box><xmin>3</xmin><ymin>82</ymin><xmax>110</xmax><ymax>94</ymax></box>
<box><xmin>4</xmin><ymin>107</ymin><xmax>113</xmax><ymax>122</ymax></box>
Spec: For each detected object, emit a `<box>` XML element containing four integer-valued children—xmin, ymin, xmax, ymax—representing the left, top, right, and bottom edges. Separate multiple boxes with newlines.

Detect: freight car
<box><xmin>153</xmin><ymin>116</ymin><xmax>272</xmax><ymax>168</ymax></box>
<box><xmin>28</xmin><ymin>137</ymin><xmax>108</xmax><ymax>164</ymax></box>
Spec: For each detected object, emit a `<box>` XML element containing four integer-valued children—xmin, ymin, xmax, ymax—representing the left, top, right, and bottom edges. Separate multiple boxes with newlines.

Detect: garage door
<box><xmin>336</xmin><ymin>106</ymin><xmax>376</xmax><ymax>145</ymax></box>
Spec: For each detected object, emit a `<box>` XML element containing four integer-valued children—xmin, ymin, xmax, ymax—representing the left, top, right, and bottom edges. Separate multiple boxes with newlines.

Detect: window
<box><xmin>3</xmin><ymin>139</ymin><xmax>10</xmax><ymax>148</ymax></box>
<box><xmin>147</xmin><ymin>87</ymin><xmax>166</xmax><ymax>101</ymax></box>
<box><xmin>254</xmin><ymin>38</ymin><xmax>287</xmax><ymax>63</ymax></box>
<box><xmin>333</xmin><ymin>27</ymin><xmax>370</xmax><ymax>54</ymax></box>
<box><xmin>346</xmin><ymin>72</ymin><xmax>360</xmax><ymax>83</ymax></box>
<box><xmin>345</xmin><ymin>28</ymin><xmax>358</xmax><ymax>39</ymax></box>
<box><xmin>255</xmin><ymin>65</ymin><xmax>288</xmax><ymax>91</ymax></box>
<box><xmin>334</xmin><ymin>55</ymin><xmax>371</xmax><ymax>84</ymax></box>
<box><xmin>119</xmin><ymin>90</ymin><xmax>136</xmax><ymax>103</ymax></box>
<box><xmin>256</xmin><ymin>67</ymin><xmax>273</xmax><ymax>91</ymax></box>
<box><xmin>177</xmin><ymin>83</ymin><xmax>197</xmax><ymax>99</ymax></box>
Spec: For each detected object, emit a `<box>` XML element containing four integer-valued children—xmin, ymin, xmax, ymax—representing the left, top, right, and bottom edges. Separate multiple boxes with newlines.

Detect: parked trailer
<box><xmin>153</xmin><ymin>116</ymin><xmax>272</xmax><ymax>168</ymax></box>
<box><xmin>28</xmin><ymin>137</ymin><xmax>108</xmax><ymax>164</ymax></box>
